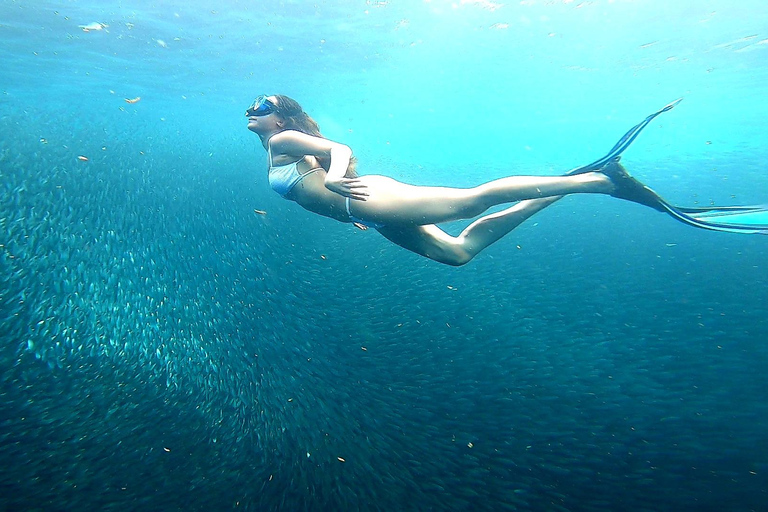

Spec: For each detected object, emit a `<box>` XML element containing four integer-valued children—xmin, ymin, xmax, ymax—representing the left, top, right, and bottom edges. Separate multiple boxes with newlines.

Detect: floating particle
<box><xmin>79</xmin><ymin>22</ymin><xmax>107</xmax><ymax>32</ymax></box>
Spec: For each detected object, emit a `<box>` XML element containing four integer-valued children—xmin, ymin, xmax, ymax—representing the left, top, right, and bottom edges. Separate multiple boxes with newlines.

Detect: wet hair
<box><xmin>273</xmin><ymin>94</ymin><xmax>357</xmax><ymax>177</ymax></box>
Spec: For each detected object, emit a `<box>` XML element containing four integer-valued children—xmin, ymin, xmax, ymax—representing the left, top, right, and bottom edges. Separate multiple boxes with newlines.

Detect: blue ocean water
<box><xmin>1</xmin><ymin>0</ymin><xmax>767</xmax><ymax>510</ymax></box>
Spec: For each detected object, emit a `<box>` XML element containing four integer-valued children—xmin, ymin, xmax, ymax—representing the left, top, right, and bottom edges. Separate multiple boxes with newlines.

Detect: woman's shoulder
<box><xmin>270</xmin><ymin>130</ymin><xmax>344</xmax><ymax>156</ymax></box>
<box><xmin>270</xmin><ymin>129</ymin><xmax>319</xmax><ymax>144</ymax></box>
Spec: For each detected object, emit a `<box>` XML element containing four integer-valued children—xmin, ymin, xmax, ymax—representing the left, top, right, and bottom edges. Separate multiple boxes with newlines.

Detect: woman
<box><xmin>246</xmin><ymin>95</ymin><xmax>767</xmax><ymax>265</ymax></box>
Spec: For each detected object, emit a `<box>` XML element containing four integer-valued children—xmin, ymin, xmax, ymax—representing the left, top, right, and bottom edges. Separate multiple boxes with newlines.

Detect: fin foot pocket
<box><xmin>600</xmin><ymin>158</ymin><xmax>666</xmax><ymax>212</ymax></box>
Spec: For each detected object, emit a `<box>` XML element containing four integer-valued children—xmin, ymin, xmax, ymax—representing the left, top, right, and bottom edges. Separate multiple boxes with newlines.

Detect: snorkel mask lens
<box><xmin>245</xmin><ymin>95</ymin><xmax>276</xmax><ymax>117</ymax></box>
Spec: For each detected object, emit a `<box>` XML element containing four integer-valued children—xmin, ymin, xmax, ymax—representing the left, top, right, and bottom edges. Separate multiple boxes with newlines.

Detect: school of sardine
<box><xmin>1</xmin><ymin>114</ymin><xmax>766</xmax><ymax>510</ymax></box>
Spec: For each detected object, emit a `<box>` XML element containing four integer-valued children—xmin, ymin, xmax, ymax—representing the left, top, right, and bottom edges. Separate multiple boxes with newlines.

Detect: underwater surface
<box><xmin>1</xmin><ymin>0</ymin><xmax>767</xmax><ymax>510</ymax></box>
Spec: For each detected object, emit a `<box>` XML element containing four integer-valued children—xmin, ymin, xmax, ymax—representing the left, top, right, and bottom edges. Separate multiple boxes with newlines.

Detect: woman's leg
<box><xmin>353</xmin><ymin>172</ymin><xmax>611</xmax><ymax>226</ymax></box>
<box><xmin>377</xmin><ymin>196</ymin><xmax>562</xmax><ymax>266</ymax></box>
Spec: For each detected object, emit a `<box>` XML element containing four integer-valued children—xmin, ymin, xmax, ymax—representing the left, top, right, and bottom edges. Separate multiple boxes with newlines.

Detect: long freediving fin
<box><xmin>567</xmin><ymin>98</ymin><xmax>683</xmax><ymax>176</ymax></box>
<box><xmin>656</xmin><ymin>199</ymin><xmax>768</xmax><ymax>234</ymax></box>
<box><xmin>568</xmin><ymin>98</ymin><xmax>768</xmax><ymax>234</ymax></box>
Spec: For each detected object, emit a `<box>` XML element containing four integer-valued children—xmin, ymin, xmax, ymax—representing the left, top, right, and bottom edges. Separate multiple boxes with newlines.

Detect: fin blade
<box><xmin>659</xmin><ymin>201</ymin><xmax>768</xmax><ymax>234</ymax></box>
<box><xmin>567</xmin><ymin>98</ymin><xmax>683</xmax><ymax>176</ymax></box>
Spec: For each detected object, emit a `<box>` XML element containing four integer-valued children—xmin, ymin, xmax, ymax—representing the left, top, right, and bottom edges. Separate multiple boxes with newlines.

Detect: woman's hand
<box><xmin>325</xmin><ymin>177</ymin><xmax>369</xmax><ymax>201</ymax></box>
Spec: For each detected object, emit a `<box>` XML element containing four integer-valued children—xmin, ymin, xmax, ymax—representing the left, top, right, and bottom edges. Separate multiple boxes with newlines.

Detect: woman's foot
<box><xmin>600</xmin><ymin>158</ymin><xmax>666</xmax><ymax>212</ymax></box>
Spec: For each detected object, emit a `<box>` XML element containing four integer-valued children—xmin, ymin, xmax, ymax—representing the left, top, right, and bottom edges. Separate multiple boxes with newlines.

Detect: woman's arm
<box><xmin>269</xmin><ymin>130</ymin><xmax>367</xmax><ymax>200</ymax></box>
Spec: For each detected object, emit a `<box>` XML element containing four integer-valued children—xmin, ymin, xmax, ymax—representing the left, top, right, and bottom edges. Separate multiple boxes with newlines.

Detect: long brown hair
<box><xmin>272</xmin><ymin>95</ymin><xmax>358</xmax><ymax>177</ymax></box>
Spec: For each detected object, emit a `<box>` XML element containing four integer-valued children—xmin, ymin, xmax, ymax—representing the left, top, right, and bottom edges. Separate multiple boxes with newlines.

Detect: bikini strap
<box><xmin>266</xmin><ymin>140</ymin><xmax>273</xmax><ymax>167</ymax></box>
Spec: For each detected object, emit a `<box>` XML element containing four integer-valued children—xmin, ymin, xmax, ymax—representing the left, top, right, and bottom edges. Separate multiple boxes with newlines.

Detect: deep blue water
<box><xmin>1</xmin><ymin>1</ymin><xmax>767</xmax><ymax>510</ymax></box>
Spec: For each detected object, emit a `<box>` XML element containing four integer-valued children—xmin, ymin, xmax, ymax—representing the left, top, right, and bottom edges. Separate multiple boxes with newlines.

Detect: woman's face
<box><xmin>246</xmin><ymin>95</ymin><xmax>282</xmax><ymax>135</ymax></box>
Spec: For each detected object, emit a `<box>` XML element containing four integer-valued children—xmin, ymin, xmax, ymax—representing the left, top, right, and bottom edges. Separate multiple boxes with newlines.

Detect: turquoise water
<box><xmin>1</xmin><ymin>1</ymin><xmax>767</xmax><ymax>510</ymax></box>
